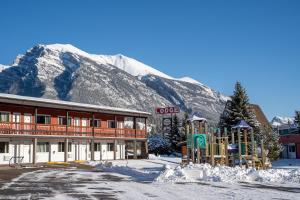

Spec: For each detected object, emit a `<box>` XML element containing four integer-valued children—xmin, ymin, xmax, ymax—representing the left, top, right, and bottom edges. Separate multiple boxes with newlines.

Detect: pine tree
<box><xmin>295</xmin><ymin>111</ymin><xmax>300</xmax><ymax>128</ymax></box>
<box><xmin>219</xmin><ymin>81</ymin><xmax>260</xmax><ymax>132</ymax></box>
<box><xmin>259</xmin><ymin>125</ymin><xmax>283</xmax><ymax>160</ymax></box>
<box><xmin>180</xmin><ymin>112</ymin><xmax>189</xmax><ymax>141</ymax></box>
<box><xmin>169</xmin><ymin>114</ymin><xmax>181</xmax><ymax>152</ymax></box>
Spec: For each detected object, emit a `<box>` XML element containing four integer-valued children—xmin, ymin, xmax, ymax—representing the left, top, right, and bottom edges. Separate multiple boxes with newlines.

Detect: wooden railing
<box><xmin>0</xmin><ymin>122</ymin><xmax>146</xmax><ymax>138</ymax></box>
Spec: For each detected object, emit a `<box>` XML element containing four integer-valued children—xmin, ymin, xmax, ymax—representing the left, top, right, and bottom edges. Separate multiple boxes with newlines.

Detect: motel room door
<box><xmin>24</xmin><ymin>114</ymin><xmax>32</xmax><ymax>133</ymax></box>
<box><xmin>288</xmin><ymin>143</ymin><xmax>296</xmax><ymax>159</ymax></box>
<box><xmin>21</xmin><ymin>141</ymin><xmax>32</xmax><ymax>163</ymax></box>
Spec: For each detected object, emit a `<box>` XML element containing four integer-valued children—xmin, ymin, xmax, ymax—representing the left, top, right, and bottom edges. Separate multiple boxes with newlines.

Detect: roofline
<box><xmin>0</xmin><ymin>93</ymin><xmax>151</xmax><ymax>118</ymax></box>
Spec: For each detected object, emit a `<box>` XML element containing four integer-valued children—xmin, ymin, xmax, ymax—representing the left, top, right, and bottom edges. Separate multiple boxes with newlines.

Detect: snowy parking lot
<box><xmin>0</xmin><ymin>156</ymin><xmax>300</xmax><ymax>200</ymax></box>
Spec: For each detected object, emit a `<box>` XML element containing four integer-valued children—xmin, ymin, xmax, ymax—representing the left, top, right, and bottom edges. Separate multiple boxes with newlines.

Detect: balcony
<box><xmin>0</xmin><ymin>122</ymin><xmax>146</xmax><ymax>139</ymax></box>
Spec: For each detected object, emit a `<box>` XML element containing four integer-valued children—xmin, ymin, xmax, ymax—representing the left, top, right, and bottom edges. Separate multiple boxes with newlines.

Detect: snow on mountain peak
<box><xmin>36</xmin><ymin>44</ymin><xmax>173</xmax><ymax>80</ymax></box>
<box><xmin>178</xmin><ymin>76</ymin><xmax>203</xmax><ymax>85</ymax></box>
<box><xmin>271</xmin><ymin>116</ymin><xmax>295</xmax><ymax>127</ymax></box>
<box><xmin>0</xmin><ymin>64</ymin><xmax>10</xmax><ymax>72</ymax></box>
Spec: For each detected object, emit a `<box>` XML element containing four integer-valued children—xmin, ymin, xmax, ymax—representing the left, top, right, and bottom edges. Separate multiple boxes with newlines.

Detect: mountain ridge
<box><xmin>0</xmin><ymin>43</ymin><xmax>228</xmax><ymax>125</ymax></box>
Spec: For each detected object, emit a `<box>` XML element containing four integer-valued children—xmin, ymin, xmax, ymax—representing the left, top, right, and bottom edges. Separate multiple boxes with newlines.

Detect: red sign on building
<box><xmin>155</xmin><ymin>107</ymin><xmax>180</xmax><ymax>114</ymax></box>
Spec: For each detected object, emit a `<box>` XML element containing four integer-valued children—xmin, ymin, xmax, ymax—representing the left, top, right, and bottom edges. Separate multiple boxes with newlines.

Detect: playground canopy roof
<box><xmin>232</xmin><ymin>120</ymin><xmax>251</xmax><ymax>129</ymax></box>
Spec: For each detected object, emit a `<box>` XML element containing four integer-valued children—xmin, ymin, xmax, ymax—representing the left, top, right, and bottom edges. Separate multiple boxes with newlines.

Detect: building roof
<box><xmin>250</xmin><ymin>104</ymin><xmax>270</xmax><ymax>127</ymax></box>
<box><xmin>0</xmin><ymin>93</ymin><xmax>151</xmax><ymax>117</ymax></box>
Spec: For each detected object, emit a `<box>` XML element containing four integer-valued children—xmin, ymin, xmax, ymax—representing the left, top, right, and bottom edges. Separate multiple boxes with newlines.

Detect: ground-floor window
<box><xmin>94</xmin><ymin>143</ymin><xmax>101</xmax><ymax>151</ymax></box>
<box><xmin>37</xmin><ymin>142</ymin><xmax>49</xmax><ymax>152</ymax></box>
<box><xmin>0</xmin><ymin>142</ymin><xmax>9</xmax><ymax>153</ymax></box>
<box><xmin>107</xmin><ymin>143</ymin><xmax>114</xmax><ymax>151</ymax></box>
<box><xmin>58</xmin><ymin>142</ymin><xmax>72</xmax><ymax>152</ymax></box>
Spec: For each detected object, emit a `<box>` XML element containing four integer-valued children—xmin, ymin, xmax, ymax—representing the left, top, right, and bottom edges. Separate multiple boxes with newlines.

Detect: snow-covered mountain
<box><xmin>0</xmin><ymin>44</ymin><xmax>228</xmax><ymax>124</ymax></box>
<box><xmin>0</xmin><ymin>64</ymin><xmax>10</xmax><ymax>72</ymax></box>
<box><xmin>271</xmin><ymin>116</ymin><xmax>295</xmax><ymax>127</ymax></box>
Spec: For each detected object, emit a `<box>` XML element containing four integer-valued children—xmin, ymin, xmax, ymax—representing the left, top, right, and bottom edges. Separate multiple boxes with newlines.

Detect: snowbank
<box><xmin>156</xmin><ymin>163</ymin><xmax>300</xmax><ymax>184</ymax></box>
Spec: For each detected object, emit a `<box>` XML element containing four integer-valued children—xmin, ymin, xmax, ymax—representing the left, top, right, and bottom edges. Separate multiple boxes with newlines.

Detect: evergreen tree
<box><xmin>180</xmin><ymin>112</ymin><xmax>189</xmax><ymax>141</ymax></box>
<box><xmin>295</xmin><ymin>111</ymin><xmax>300</xmax><ymax>128</ymax></box>
<box><xmin>219</xmin><ymin>81</ymin><xmax>260</xmax><ymax>132</ymax></box>
<box><xmin>169</xmin><ymin>114</ymin><xmax>182</xmax><ymax>152</ymax></box>
<box><xmin>259</xmin><ymin>125</ymin><xmax>283</xmax><ymax>160</ymax></box>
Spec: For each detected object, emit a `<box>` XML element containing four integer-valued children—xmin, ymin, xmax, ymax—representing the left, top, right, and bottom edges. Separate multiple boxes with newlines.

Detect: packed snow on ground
<box><xmin>2</xmin><ymin>156</ymin><xmax>300</xmax><ymax>200</ymax></box>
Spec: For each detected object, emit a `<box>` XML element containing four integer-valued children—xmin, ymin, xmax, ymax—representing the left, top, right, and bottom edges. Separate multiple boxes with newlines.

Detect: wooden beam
<box><xmin>238</xmin><ymin>128</ymin><xmax>242</xmax><ymax>167</ymax></box>
<box><xmin>251</xmin><ymin>128</ymin><xmax>255</xmax><ymax>168</ymax></box>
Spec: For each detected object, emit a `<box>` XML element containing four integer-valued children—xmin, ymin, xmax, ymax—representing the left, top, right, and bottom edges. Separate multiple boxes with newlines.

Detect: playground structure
<box><xmin>183</xmin><ymin>116</ymin><xmax>269</xmax><ymax>169</ymax></box>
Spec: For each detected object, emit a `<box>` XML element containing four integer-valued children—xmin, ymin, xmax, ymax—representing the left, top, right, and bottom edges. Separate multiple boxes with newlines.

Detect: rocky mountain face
<box><xmin>0</xmin><ymin>44</ymin><xmax>228</xmax><ymax>126</ymax></box>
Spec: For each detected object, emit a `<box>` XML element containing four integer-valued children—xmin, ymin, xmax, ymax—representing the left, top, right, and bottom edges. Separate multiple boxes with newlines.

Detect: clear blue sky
<box><xmin>0</xmin><ymin>0</ymin><xmax>299</xmax><ymax>120</ymax></box>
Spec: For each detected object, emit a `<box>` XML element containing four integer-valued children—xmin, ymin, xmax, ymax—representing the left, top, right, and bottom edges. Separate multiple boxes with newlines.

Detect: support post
<box><xmin>261</xmin><ymin>139</ymin><xmax>265</xmax><ymax>169</ymax></box>
<box><xmin>224</xmin><ymin>128</ymin><xmax>229</xmax><ymax>166</ymax></box>
<box><xmin>244</xmin><ymin>129</ymin><xmax>248</xmax><ymax>156</ymax></box>
<box><xmin>114</xmin><ymin>115</ymin><xmax>117</xmax><ymax>137</ymax></box>
<box><xmin>191</xmin><ymin>122</ymin><xmax>195</xmax><ymax>163</ymax></box>
<box><xmin>113</xmin><ymin>139</ymin><xmax>117</xmax><ymax>160</ymax></box>
<box><xmin>64</xmin><ymin>138</ymin><xmax>68</xmax><ymax>162</ymax></box>
<box><xmin>33</xmin><ymin>138</ymin><xmax>37</xmax><ymax>164</ymax></box>
<box><xmin>251</xmin><ymin>128</ymin><xmax>255</xmax><ymax>168</ymax></box>
<box><xmin>133</xmin><ymin>117</ymin><xmax>137</xmax><ymax>138</ymax></box>
<box><xmin>134</xmin><ymin>140</ymin><xmax>137</xmax><ymax>159</ymax></box>
<box><xmin>34</xmin><ymin>108</ymin><xmax>38</xmax><ymax>134</ymax></box>
<box><xmin>186</xmin><ymin>124</ymin><xmax>190</xmax><ymax>163</ymax></box>
<box><xmin>238</xmin><ymin>128</ymin><xmax>242</xmax><ymax>167</ymax></box>
<box><xmin>66</xmin><ymin>111</ymin><xmax>69</xmax><ymax>136</ymax></box>
<box><xmin>145</xmin><ymin>140</ymin><xmax>149</xmax><ymax>159</ymax></box>
<box><xmin>91</xmin><ymin>113</ymin><xmax>95</xmax><ymax>161</ymax></box>
<box><xmin>210</xmin><ymin>128</ymin><xmax>215</xmax><ymax>166</ymax></box>
<box><xmin>144</xmin><ymin>118</ymin><xmax>147</xmax><ymax>138</ymax></box>
<box><xmin>100</xmin><ymin>142</ymin><xmax>103</xmax><ymax>161</ymax></box>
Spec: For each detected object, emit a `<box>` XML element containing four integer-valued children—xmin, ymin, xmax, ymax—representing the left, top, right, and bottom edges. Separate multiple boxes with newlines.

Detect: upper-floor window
<box><xmin>108</xmin><ymin>120</ymin><xmax>116</xmax><ymax>128</ymax></box>
<box><xmin>36</xmin><ymin>115</ymin><xmax>51</xmax><ymax>124</ymax></box>
<box><xmin>58</xmin><ymin>116</ymin><xmax>72</xmax><ymax>126</ymax></box>
<box><xmin>0</xmin><ymin>142</ymin><xmax>9</xmax><ymax>153</ymax></box>
<box><xmin>0</xmin><ymin>112</ymin><xmax>9</xmax><ymax>122</ymax></box>
<box><xmin>90</xmin><ymin>119</ymin><xmax>101</xmax><ymax>127</ymax></box>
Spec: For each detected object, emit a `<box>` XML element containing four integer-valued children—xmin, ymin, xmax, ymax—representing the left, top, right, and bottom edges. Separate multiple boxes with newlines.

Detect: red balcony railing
<box><xmin>0</xmin><ymin>122</ymin><xmax>146</xmax><ymax>138</ymax></box>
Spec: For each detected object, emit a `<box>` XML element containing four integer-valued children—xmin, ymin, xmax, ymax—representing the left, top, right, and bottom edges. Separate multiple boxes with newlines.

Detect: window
<box><xmin>108</xmin><ymin>120</ymin><xmax>116</xmax><ymax>128</ymax></box>
<box><xmin>94</xmin><ymin>143</ymin><xmax>101</xmax><ymax>151</ymax></box>
<box><xmin>58</xmin><ymin>142</ymin><xmax>72</xmax><ymax>152</ymax></box>
<box><xmin>107</xmin><ymin>143</ymin><xmax>114</xmax><ymax>151</ymax></box>
<box><xmin>58</xmin><ymin>117</ymin><xmax>72</xmax><ymax>126</ymax></box>
<box><xmin>37</xmin><ymin>115</ymin><xmax>51</xmax><ymax>124</ymax></box>
<box><xmin>0</xmin><ymin>112</ymin><xmax>9</xmax><ymax>122</ymax></box>
<box><xmin>0</xmin><ymin>142</ymin><xmax>9</xmax><ymax>153</ymax></box>
<box><xmin>37</xmin><ymin>142</ymin><xmax>49</xmax><ymax>152</ymax></box>
<box><xmin>90</xmin><ymin>119</ymin><xmax>101</xmax><ymax>127</ymax></box>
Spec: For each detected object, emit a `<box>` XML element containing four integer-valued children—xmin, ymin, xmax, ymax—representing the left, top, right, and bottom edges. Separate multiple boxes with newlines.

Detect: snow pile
<box><xmin>156</xmin><ymin>163</ymin><xmax>300</xmax><ymax>184</ymax></box>
<box><xmin>86</xmin><ymin>160</ymin><xmax>161</xmax><ymax>182</ymax></box>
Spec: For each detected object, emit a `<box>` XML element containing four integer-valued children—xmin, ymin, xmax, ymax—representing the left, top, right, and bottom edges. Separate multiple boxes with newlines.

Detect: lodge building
<box><xmin>0</xmin><ymin>93</ymin><xmax>150</xmax><ymax>165</ymax></box>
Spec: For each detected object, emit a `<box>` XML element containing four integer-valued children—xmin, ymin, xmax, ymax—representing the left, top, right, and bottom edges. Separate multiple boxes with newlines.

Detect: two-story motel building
<box><xmin>0</xmin><ymin>93</ymin><xmax>150</xmax><ymax>165</ymax></box>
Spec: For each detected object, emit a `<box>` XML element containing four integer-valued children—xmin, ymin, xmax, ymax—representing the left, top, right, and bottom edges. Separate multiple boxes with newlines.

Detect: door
<box><xmin>24</xmin><ymin>114</ymin><xmax>32</xmax><ymax>134</ymax></box>
<box><xmin>288</xmin><ymin>144</ymin><xmax>296</xmax><ymax>159</ymax></box>
<box><xmin>118</xmin><ymin>121</ymin><xmax>124</xmax><ymax>136</ymax></box>
<box><xmin>74</xmin><ymin>118</ymin><xmax>80</xmax><ymax>135</ymax></box>
<box><xmin>82</xmin><ymin>118</ymin><xmax>88</xmax><ymax>135</ymax></box>
<box><xmin>12</xmin><ymin>113</ymin><xmax>21</xmax><ymax>132</ymax></box>
<box><xmin>22</xmin><ymin>141</ymin><xmax>31</xmax><ymax>163</ymax></box>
